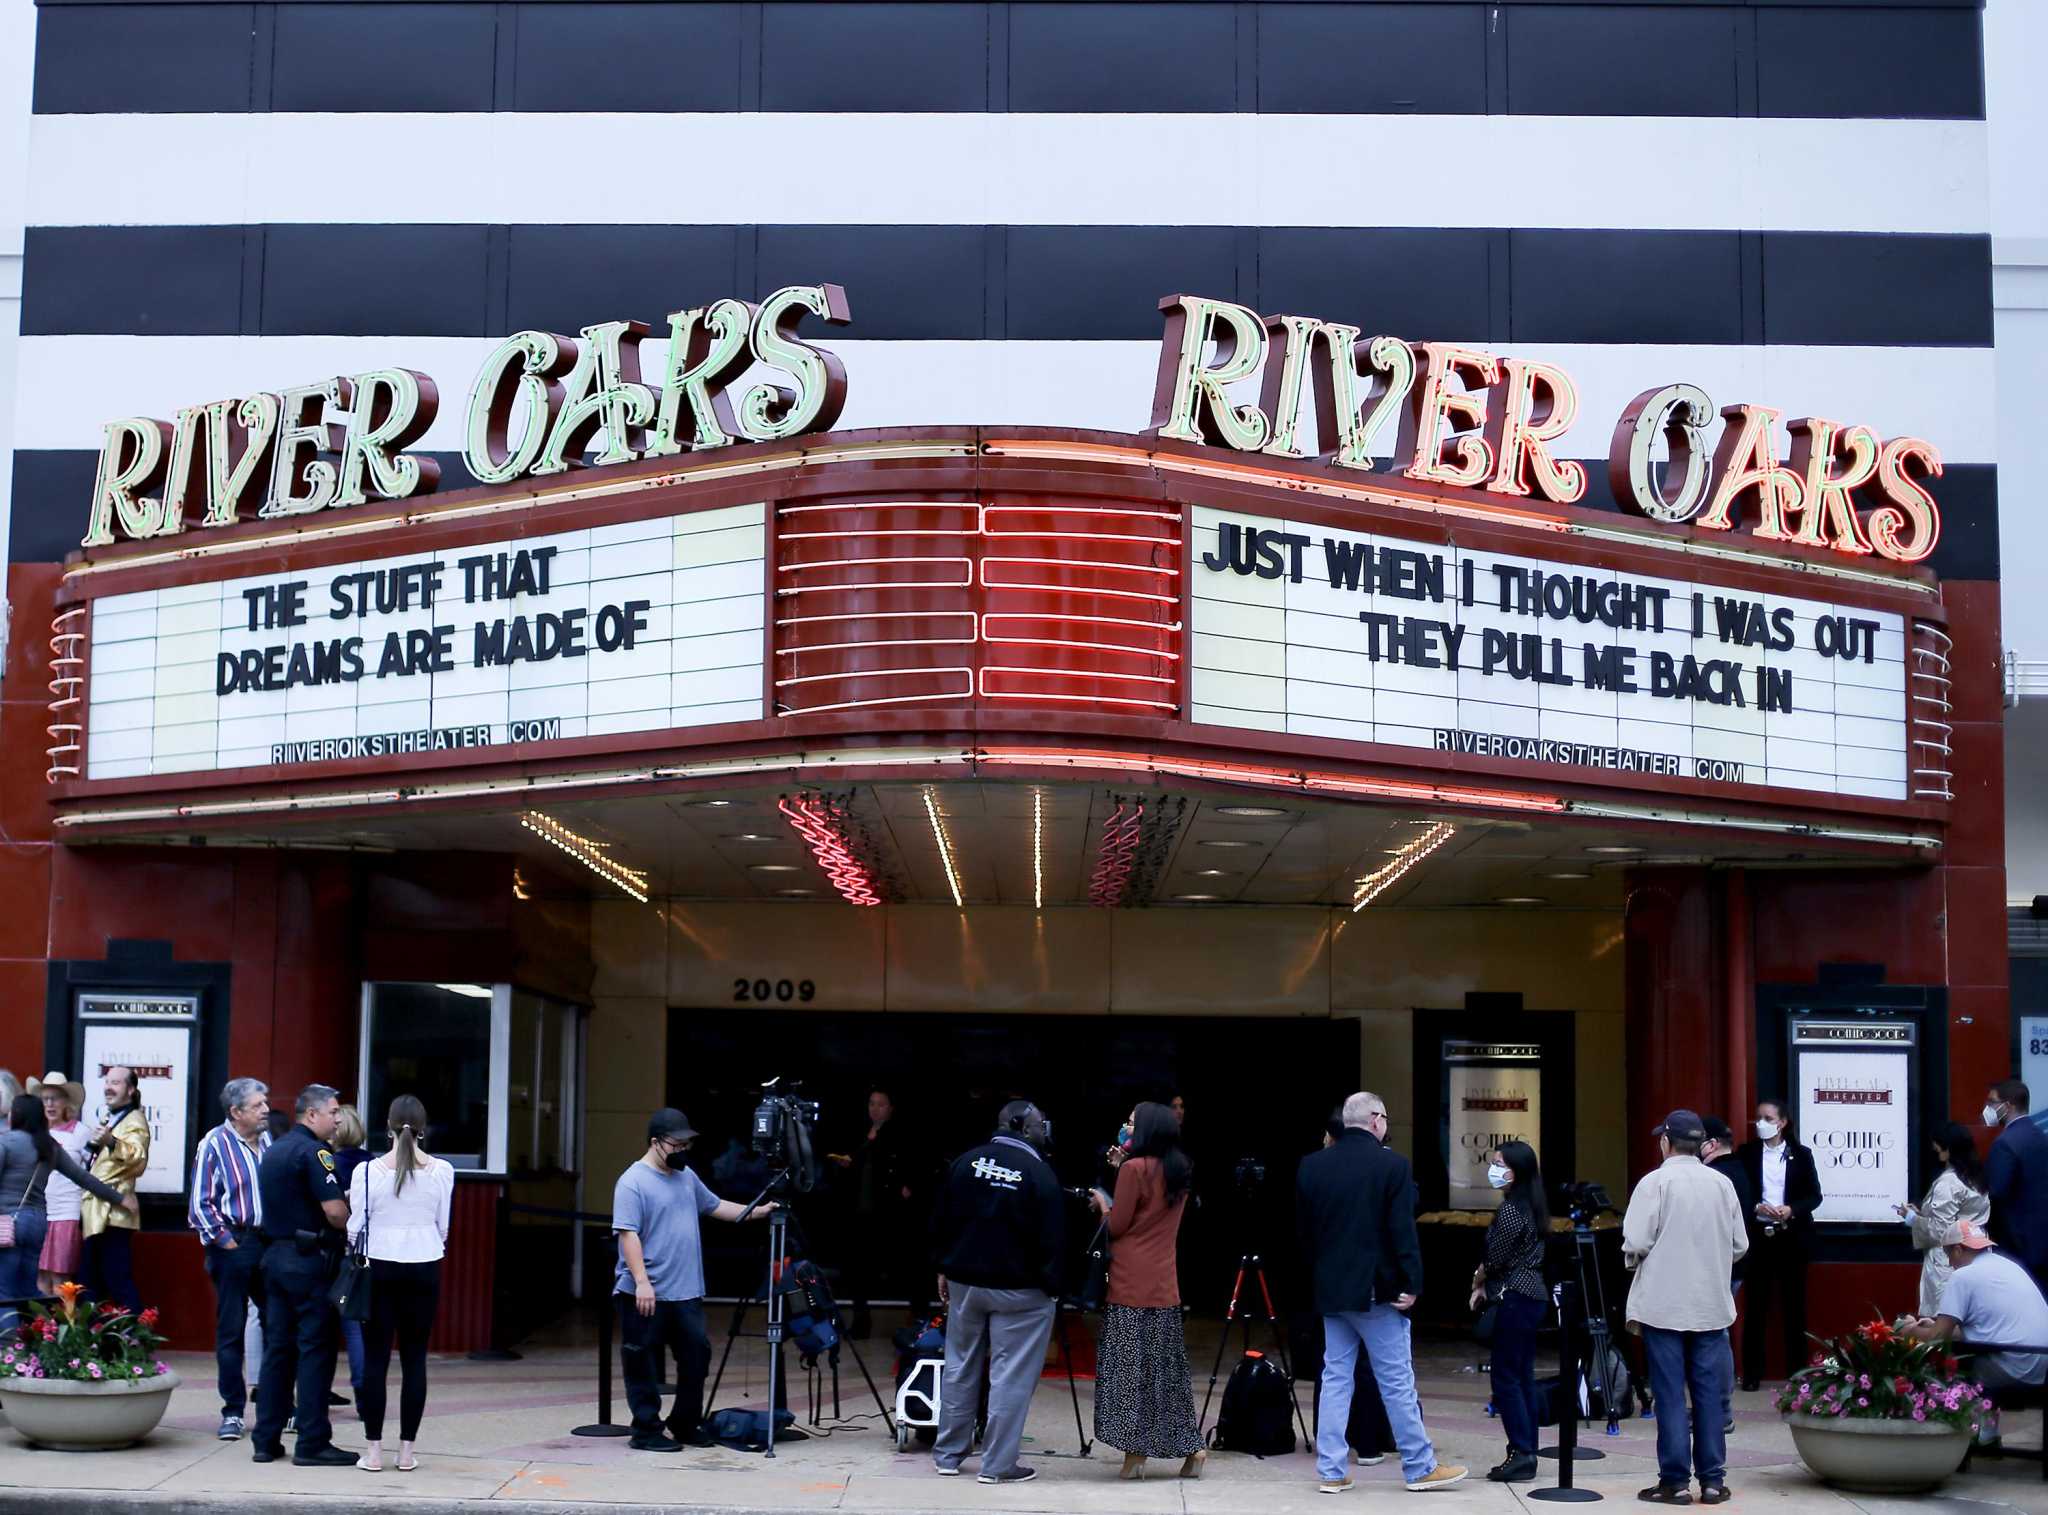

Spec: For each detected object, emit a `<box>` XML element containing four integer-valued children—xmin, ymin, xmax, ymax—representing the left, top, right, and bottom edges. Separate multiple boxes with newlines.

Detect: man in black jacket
<box><xmin>1296</xmin><ymin>1092</ymin><xmax>1466</xmax><ymax>1493</ymax></box>
<box><xmin>1736</xmin><ymin>1098</ymin><xmax>1824</xmax><ymax>1391</ymax></box>
<box><xmin>928</xmin><ymin>1100</ymin><xmax>1066</xmax><ymax>1485</ymax></box>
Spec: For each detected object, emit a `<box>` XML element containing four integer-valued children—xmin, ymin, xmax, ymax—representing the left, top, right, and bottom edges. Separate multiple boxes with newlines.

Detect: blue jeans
<box><xmin>0</xmin><ymin>1210</ymin><xmax>48</xmax><ymax>1329</ymax></box>
<box><xmin>1490</xmin><ymin>1292</ymin><xmax>1545</xmax><ymax>1455</ymax></box>
<box><xmin>1641</xmin><ymin>1326</ymin><xmax>1732</xmax><ymax>1487</ymax></box>
<box><xmin>1318</xmin><ymin>1307</ymin><xmax>1438</xmax><ymax>1483</ymax></box>
<box><xmin>343</xmin><ymin>1316</ymin><xmax>366</xmax><ymax>1395</ymax></box>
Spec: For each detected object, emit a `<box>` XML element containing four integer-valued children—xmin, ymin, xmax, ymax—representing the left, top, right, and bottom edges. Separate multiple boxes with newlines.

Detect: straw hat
<box><xmin>25</xmin><ymin>1071</ymin><xmax>85</xmax><ymax>1110</ymax></box>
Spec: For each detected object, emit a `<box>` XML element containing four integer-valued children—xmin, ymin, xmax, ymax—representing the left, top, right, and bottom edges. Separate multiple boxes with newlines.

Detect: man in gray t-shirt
<box><xmin>1905</xmin><ymin>1218</ymin><xmax>2048</xmax><ymax>1446</ymax></box>
<box><xmin>612</xmin><ymin>1108</ymin><xmax>775</xmax><ymax>1452</ymax></box>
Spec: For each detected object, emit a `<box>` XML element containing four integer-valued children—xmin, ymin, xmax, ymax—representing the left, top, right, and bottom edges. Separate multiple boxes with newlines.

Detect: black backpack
<box><xmin>1210</xmin><ymin>1350</ymin><xmax>1297</xmax><ymax>1456</ymax></box>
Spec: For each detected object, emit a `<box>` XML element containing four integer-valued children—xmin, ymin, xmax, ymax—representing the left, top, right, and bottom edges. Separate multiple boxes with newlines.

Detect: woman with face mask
<box><xmin>1468</xmin><ymin>1141</ymin><xmax>1548</xmax><ymax>1483</ymax></box>
<box><xmin>1896</xmin><ymin>1122</ymin><xmax>1990</xmax><ymax>1317</ymax></box>
<box><xmin>1736</xmin><ymin>1100</ymin><xmax>1823</xmax><ymax>1391</ymax></box>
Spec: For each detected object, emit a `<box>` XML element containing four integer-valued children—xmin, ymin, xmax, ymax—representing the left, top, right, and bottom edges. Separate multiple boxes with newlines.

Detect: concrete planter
<box><xmin>1783</xmin><ymin>1412</ymin><xmax>1973</xmax><ymax>1494</ymax></box>
<box><xmin>0</xmin><ymin>1370</ymin><xmax>181</xmax><ymax>1450</ymax></box>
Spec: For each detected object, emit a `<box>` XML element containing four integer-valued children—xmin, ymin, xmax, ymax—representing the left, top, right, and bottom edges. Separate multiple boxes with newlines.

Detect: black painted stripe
<box><xmin>8</xmin><ymin>448</ymin><xmax>2000</xmax><ymax>581</ymax></box>
<box><xmin>19</xmin><ymin>225</ymin><xmax>1995</xmax><ymax>349</ymax></box>
<box><xmin>30</xmin><ymin>1</ymin><xmax>1986</xmax><ymax>119</ymax></box>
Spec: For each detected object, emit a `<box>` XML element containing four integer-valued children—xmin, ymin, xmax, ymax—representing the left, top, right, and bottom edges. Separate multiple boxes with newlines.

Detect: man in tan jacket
<box><xmin>1623</xmin><ymin>1109</ymin><xmax>1748</xmax><ymax>1507</ymax></box>
<box><xmin>82</xmin><ymin>1064</ymin><xmax>150</xmax><ymax>1311</ymax></box>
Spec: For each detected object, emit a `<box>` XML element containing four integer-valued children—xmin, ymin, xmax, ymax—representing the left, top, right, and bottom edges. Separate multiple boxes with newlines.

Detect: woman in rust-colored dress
<box><xmin>1090</xmin><ymin>1101</ymin><xmax>1204</xmax><ymax>1481</ymax></box>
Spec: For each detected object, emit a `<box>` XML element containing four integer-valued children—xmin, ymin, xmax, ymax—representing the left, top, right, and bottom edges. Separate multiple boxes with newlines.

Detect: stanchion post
<box><xmin>1530</xmin><ymin>1283</ymin><xmax>1601</xmax><ymax>1503</ymax></box>
<box><xmin>574</xmin><ymin>1247</ymin><xmax>631</xmax><ymax>1437</ymax></box>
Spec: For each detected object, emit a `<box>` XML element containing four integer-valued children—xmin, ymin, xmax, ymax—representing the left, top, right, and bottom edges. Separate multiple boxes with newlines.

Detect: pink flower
<box><xmin>1913</xmin><ymin>1410</ymin><xmax>1927</xmax><ymax>1421</ymax></box>
<box><xmin>1857</xmin><ymin>1397</ymin><xmax>1870</xmax><ymax>1408</ymax></box>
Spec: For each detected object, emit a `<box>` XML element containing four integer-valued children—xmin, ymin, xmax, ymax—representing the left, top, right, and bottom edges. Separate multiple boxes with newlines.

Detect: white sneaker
<box><xmin>1355</xmin><ymin>1453</ymin><xmax>1386</xmax><ymax>1466</ymax></box>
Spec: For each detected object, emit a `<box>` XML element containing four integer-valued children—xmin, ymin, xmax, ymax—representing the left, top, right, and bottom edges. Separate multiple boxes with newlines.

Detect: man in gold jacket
<box><xmin>82</xmin><ymin>1064</ymin><xmax>149</xmax><ymax>1311</ymax></box>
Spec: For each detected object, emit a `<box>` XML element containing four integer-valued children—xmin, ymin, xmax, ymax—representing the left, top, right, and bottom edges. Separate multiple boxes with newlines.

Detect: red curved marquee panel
<box><xmin>773</xmin><ymin>499</ymin><xmax>1182</xmax><ymax>717</ymax></box>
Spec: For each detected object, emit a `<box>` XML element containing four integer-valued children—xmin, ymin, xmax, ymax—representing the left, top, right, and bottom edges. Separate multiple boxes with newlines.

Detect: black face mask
<box><xmin>658</xmin><ymin>1144</ymin><xmax>688</xmax><ymax>1171</ymax></box>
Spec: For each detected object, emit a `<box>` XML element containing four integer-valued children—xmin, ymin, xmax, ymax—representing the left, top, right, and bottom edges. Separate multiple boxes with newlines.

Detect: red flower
<box><xmin>1857</xmin><ymin>1319</ymin><xmax>1896</xmax><ymax>1345</ymax></box>
<box><xmin>1810</xmin><ymin>1352</ymin><xmax>1826</xmax><ymax>1367</ymax></box>
<box><xmin>138</xmin><ymin>1308</ymin><xmax>159</xmax><ymax>1329</ymax></box>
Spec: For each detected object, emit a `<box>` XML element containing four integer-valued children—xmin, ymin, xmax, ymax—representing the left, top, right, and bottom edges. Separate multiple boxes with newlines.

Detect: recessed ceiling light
<box><xmin>1198</xmin><ymin>839</ymin><xmax>1259</xmax><ymax>849</ymax></box>
<box><xmin>687</xmin><ymin>798</ymin><xmax>737</xmax><ymax>809</ymax></box>
<box><xmin>1584</xmin><ymin>845</ymin><xmax>1643</xmax><ymax>855</ymax></box>
<box><xmin>1217</xmin><ymin>805</ymin><xmax>1288</xmax><ymax>819</ymax></box>
<box><xmin>749</xmin><ymin>863</ymin><xmax>801</xmax><ymax>873</ymax></box>
<box><xmin>1173</xmin><ymin>893</ymin><xmax>1224</xmax><ymax>902</ymax></box>
<box><xmin>776</xmin><ymin>888</ymin><xmax>815</xmax><ymax>897</ymax></box>
<box><xmin>1542</xmin><ymin>871</ymin><xmax>1591</xmax><ymax>880</ymax></box>
<box><xmin>1495</xmin><ymin>896</ymin><xmax>1547</xmax><ymax>905</ymax></box>
<box><xmin>727</xmin><ymin>833</ymin><xmax>777</xmax><ymax>843</ymax></box>
<box><xmin>1192</xmin><ymin>869</ymin><xmax>1239</xmax><ymax>878</ymax></box>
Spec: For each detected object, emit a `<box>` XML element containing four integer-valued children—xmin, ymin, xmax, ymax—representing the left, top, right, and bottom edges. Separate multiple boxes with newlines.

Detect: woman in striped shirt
<box><xmin>1469</xmin><ymin>1141</ymin><xmax>1550</xmax><ymax>1486</ymax></box>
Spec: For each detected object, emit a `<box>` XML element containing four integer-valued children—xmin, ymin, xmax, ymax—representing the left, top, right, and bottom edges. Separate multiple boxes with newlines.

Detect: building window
<box><xmin>358</xmin><ymin>982</ymin><xmax>510</xmax><ymax>1172</ymax></box>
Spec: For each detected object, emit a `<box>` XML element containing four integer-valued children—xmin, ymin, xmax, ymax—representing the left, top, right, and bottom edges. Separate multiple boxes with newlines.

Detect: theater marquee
<box><xmin>1192</xmin><ymin>507</ymin><xmax>1908</xmax><ymax>800</ymax></box>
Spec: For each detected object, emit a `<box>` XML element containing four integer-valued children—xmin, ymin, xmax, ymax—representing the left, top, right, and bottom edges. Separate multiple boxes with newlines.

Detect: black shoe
<box><xmin>326</xmin><ymin>1391</ymin><xmax>349</xmax><ymax>1407</ymax></box>
<box><xmin>674</xmin><ymin>1428</ymin><xmax>717</xmax><ymax>1448</ymax></box>
<box><xmin>629</xmin><ymin>1434</ymin><xmax>683</xmax><ymax>1453</ymax></box>
<box><xmin>1698</xmin><ymin>1485</ymin><xmax>1731</xmax><ymax>1506</ymax></box>
<box><xmin>1487</xmin><ymin>1454</ymin><xmax>1539</xmax><ymax>1483</ymax></box>
<box><xmin>1637</xmin><ymin>1485</ymin><xmax>1692</xmax><ymax>1505</ymax></box>
<box><xmin>251</xmin><ymin>1444</ymin><xmax>284</xmax><ymax>1464</ymax></box>
<box><xmin>978</xmin><ymin>1467</ymin><xmax>1039</xmax><ymax>1485</ymax></box>
<box><xmin>292</xmin><ymin>1445</ymin><xmax>358</xmax><ymax>1467</ymax></box>
<box><xmin>1738</xmin><ymin>1377</ymin><xmax>1759</xmax><ymax>1393</ymax></box>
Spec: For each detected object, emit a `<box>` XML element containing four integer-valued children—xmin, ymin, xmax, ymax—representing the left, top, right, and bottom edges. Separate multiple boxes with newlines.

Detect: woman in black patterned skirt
<box><xmin>1088</xmin><ymin>1101</ymin><xmax>1204</xmax><ymax>1480</ymax></box>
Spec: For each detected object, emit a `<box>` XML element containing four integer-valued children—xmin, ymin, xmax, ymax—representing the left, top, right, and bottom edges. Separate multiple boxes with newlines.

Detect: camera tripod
<box><xmin>1198</xmin><ymin>1249</ymin><xmax>1311</xmax><ymax>1445</ymax></box>
<box><xmin>705</xmin><ymin>1168</ymin><xmax>894</xmax><ymax>1458</ymax></box>
<box><xmin>1539</xmin><ymin>1220</ymin><xmax>1639</xmax><ymax>1459</ymax></box>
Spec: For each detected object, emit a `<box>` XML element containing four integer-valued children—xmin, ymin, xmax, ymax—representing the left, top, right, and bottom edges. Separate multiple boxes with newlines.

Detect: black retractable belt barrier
<box><xmin>493</xmin><ymin>1202</ymin><xmax>630</xmax><ymax>1438</ymax></box>
<box><xmin>1530</xmin><ymin>1282</ymin><xmax>1602</xmax><ymax>1504</ymax></box>
<box><xmin>470</xmin><ymin>1190</ymin><xmax>529</xmax><ymax>1362</ymax></box>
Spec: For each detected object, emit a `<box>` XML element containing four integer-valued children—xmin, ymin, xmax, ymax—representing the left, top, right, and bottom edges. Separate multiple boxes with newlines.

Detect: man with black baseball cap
<box><xmin>1622</xmin><ymin>1110</ymin><xmax>1748</xmax><ymax>1506</ymax></box>
<box><xmin>612</xmin><ymin>1108</ymin><xmax>777</xmax><ymax>1453</ymax></box>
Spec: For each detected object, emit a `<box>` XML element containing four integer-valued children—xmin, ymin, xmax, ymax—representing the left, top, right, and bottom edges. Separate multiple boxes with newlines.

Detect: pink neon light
<box><xmin>977</xmin><ymin>749</ymin><xmax>1567</xmax><ymax>815</ymax></box>
<box><xmin>778</xmin><ymin>794</ymin><xmax>883</xmax><ymax>906</ymax></box>
<box><xmin>1088</xmin><ymin>801</ymin><xmax>1145</xmax><ymax>907</ymax></box>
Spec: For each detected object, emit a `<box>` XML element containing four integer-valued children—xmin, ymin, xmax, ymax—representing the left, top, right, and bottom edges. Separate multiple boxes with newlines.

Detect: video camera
<box><xmin>751</xmin><ymin>1076</ymin><xmax>822</xmax><ymax>1192</ymax></box>
<box><xmin>1560</xmin><ymin>1180</ymin><xmax>1614</xmax><ymax>1227</ymax></box>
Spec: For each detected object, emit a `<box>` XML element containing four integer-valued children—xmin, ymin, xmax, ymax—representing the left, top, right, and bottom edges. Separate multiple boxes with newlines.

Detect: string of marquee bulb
<box><xmin>1032</xmin><ymin>789</ymin><xmax>1045</xmax><ymax>910</ymax></box>
<box><xmin>520</xmin><ymin>810</ymin><xmax>650</xmax><ymax>904</ymax></box>
<box><xmin>924</xmin><ymin>786</ymin><xmax>965</xmax><ymax>908</ymax></box>
<box><xmin>1351</xmin><ymin>822</ymin><xmax>1456</xmax><ymax>913</ymax></box>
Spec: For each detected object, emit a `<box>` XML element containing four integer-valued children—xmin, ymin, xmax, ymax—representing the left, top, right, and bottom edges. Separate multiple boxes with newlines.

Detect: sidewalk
<box><xmin>2</xmin><ymin>1322</ymin><xmax>2041</xmax><ymax>1515</ymax></box>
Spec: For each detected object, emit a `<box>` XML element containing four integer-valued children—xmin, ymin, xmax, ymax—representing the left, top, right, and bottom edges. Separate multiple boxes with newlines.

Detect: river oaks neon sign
<box><xmin>80</xmin><ymin>283</ymin><xmax>851</xmax><ymax>548</ymax></box>
<box><xmin>80</xmin><ymin>281</ymin><xmax>1941</xmax><ymax>568</ymax></box>
<box><xmin>1149</xmin><ymin>294</ymin><xmax>1943</xmax><ymax>564</ymax></box>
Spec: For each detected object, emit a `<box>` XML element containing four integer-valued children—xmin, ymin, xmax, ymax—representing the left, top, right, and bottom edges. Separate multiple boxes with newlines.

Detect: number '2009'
<box><xmin>733</xmin><ymin>978</ymin><xmax>815</xmax><ymax>1003</ymax></box>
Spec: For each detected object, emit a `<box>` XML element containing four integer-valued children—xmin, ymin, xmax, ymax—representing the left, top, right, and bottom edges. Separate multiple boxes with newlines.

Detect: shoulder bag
<box><xmin>328</xmin><ymin>1161</ymin><xmax>374</xmax><ymax>1322</ymax></box>
<box><xmin>0</xmin><ymin>1165</ymin><xmax>44</xmax><ymax>1249</ymax></box>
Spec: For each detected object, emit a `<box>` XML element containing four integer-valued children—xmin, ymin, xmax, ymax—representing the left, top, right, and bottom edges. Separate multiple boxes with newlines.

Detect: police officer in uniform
<box><xmin>251</xmin><ymin>1083</ymin><xmax>354</xmax><ymax>1466</ymax></box>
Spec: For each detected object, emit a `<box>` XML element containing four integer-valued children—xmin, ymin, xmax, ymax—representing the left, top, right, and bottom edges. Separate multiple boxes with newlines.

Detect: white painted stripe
<box><xmin>26</xmin><ymin>112</ymin><xmax>1991</xmax><ymax>235</ymax></box>
<box><xmin>11</xmin><ymin>335</ymin><xmax>1999</xmax><ymax>462</ymax></box>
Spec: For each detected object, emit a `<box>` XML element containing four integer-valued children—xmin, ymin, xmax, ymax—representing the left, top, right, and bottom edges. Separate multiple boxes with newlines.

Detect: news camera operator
<box><xmin>612</xmin><ymin>1108</ymin><xmax>778</xmax><ymax>1453</ymax></box>
<box><xmin>929</xmin><ymin>1099</ymin><xmax>1066</xmax><ymax>1485</ymax></box>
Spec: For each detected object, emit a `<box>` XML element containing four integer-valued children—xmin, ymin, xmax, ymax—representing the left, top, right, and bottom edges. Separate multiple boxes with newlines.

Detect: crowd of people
<box><xmin>186</xmin><ymin>1078</ymin><xmax>454</xmax><ymax>1472</ymax></box>
<box><xmin>0</xmin><ymin>1059</ymin><xmax>2037</xmax><ymax>1496</ymax></box>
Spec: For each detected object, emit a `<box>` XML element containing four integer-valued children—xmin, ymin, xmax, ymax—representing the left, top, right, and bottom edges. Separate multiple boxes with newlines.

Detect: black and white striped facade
<box><xmin>9</xmin><ymin>0</ymin><xmax>1998</xmax><ymax>581</ymax></box>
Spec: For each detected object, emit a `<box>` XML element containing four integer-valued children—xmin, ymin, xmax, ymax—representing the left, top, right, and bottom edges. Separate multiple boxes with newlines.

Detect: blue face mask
<box><xmin>1486</xmin><ymin>1164</ymin><xmax>1512</xmax><ymax>1190</ymax></box>
<box><xmin>1116</xmin><ymin>1123</ymin><xmax>1133</xmax><ymax>1150</ymax></box>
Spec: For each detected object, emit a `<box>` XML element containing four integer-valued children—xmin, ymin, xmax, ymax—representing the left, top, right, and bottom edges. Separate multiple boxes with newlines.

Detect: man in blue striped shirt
<box><xmin>189</xmin><ymin>1078</ymin><xmax>272</xmax><ymax>1442</ymax></box>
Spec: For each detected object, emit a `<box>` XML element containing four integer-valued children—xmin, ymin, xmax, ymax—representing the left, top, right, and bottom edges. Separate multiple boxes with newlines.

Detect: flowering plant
<box><xmin>1773</xmin><ymin>1317</ymin><xmax>1987</xmax><ymax>1432</ymax></box>
<box><xmin>1</xmin><ymin>1282</ymin><xmax>169</xmax><ymax>1384</ymax></box>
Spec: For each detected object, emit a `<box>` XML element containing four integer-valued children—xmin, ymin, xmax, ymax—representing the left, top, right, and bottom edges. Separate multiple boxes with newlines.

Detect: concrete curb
<box><xmin>0</xmin><ymin>1494</ymin><xmax>790</xmax><ymax>1515</ymax></box>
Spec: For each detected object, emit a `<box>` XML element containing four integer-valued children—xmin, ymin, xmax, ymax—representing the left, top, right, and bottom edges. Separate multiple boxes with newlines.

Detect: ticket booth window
<box><xmin>358</xmin><ymin>982</ymin><xmax>510</xmax><ymax>1173</ymax></box>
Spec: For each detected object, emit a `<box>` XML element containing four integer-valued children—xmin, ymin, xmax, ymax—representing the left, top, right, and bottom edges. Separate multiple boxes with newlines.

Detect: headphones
<box><xmin>1005</xmin><ymin>1102</ymin><xmax>1053</xmax><ymax>1151</ymax></box>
